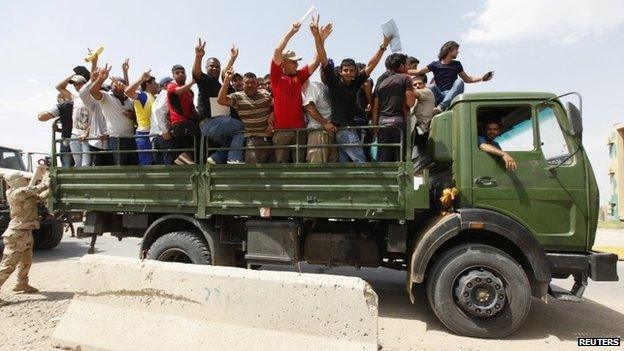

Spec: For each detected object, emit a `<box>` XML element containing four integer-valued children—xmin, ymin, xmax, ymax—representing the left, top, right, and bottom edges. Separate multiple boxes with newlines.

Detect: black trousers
<box><xmin>377</xmin><ymin>123</ymin><xmax>404</xmax><ymax>162</ymax></box>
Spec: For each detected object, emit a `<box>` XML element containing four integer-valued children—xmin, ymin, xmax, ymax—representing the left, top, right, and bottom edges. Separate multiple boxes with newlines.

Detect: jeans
<box><xmin>69</xmin><ymin>135</ymin><xmax>91</xmax><ymax>167</ymax></box>
<box><xmin>59</xmin><ymin>142</ymin><xmax>74</xmax><ymax>167</ymax></box>
<box><xmin>152</xmin><ymin>136</ymin><xmax>164</xmax><ymax>165</ymax></box>
<box><xmin>108</xmin><ymin>137</ymin><xmax>137</xmax><ymax>166</ymax></box>
<box><xmin>377</xmin><ymin>120</ymin><xmax>404</xmax><ymax>162</ymax></box>
<box><xmin>336</xmin><ymin>129</ymin><xmax>366</xmax><ymax>163</ymax></box>
<box><xmin>430</xmin><ymin>78</ymin><xmax>465</xmax><ymax>110</ymax></box>
<box><xmin>200</xmin><ymin>116</ymin><xmax>244</xmax><ymax>163</ymax></box>
<box><xmin>135</xmin><ymin>131</ymin><xmax>153</xmax><ymax>166</ymax></box>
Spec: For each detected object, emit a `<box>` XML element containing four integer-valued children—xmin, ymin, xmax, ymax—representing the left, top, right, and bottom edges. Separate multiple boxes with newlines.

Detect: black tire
<box><xmin>33</xmin><ymin>221</ymin><xmax>64</xmax><ymax>250</ymax></box>
<box><xmin>146</xmin><ymin>231</ymin><xmax>212</xmax><ymax>265</ymax></box>
<box><xmin>426</xmin><ymin>244</ymin><xmax>532</xmax><ymax>338</ymax></box>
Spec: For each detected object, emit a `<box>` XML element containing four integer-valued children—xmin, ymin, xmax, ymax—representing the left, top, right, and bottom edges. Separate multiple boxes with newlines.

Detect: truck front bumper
<box><xmin>547</xmin><ymin>251</ymin><xmax>619</xmax><ymax>282</ymax></box>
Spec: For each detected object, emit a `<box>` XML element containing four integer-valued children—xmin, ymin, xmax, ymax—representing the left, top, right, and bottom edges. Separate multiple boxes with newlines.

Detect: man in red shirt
<box><xmin>270</xmin><ymin>15</ymin><xmax>332</xmax><ymax>163</ymax></box>
<box><xmin>165</xmin><ymin>64</ymin><xmax>197</xmax><ymax>165</ymax></box>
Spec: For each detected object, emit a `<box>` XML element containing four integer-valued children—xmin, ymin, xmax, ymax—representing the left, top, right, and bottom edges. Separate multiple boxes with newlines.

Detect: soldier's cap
<box><xmin>4</xmin><ymin>172</ymin><xmax>28</xmax><ymax>186</ymax></box>
<box><xmin>282</xmin><ymin>50</ymin><xmax>302</xmax><ymax>62</ymax></box>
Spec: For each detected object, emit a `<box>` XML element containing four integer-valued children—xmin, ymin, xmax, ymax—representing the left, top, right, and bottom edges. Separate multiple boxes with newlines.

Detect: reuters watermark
<box><xmin>577</xmin><ymin>338</ymin><xmax>620</xmax><ymax>347</ymax></box>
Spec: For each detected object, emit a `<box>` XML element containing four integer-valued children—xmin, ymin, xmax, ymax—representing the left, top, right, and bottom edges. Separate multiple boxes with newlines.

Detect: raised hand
<box><xmin>224</xmin><ymin>68</ymin><xmax>234</xmax><ymax>80</ymax></box>
<box><xmin>100</xmin><ymin>63</ymin><xmax>112</xmax><ymax>81</ymax></box>
<box><xmin>122</xmin><ymin>58</ymin><xmax>130</xmax><ymax>73</ymax></box>
<box><xmin>320</xmin><ymin>22</ymin><xmax>333</xmax><ymax>41</ymax></box>
<box><xmin>230</xmin><ymin>45</ymin><xmax>239</xmax><ymax>59</ymax></box>
<box><xmin>289</xmin><ymin>21</ymin><xmax>302</xmax><ymax>35</ymax></box>
<box><xmin>90</xmin><ymin>67</ymin><xmax>101</xmax><ymax>82</ymax></box>
<box><xmin>382</xmin><ymin>35</ymin><xmax>393</xmax><ymax>48</ymax></box>
<box><xmin>309</xmin><ymin>14</ymin><xmax>320</xmax><ymax>37</ymax></box>
<box><xmin>141</xmin><ymin>70</ymin><xmax>152</xmax><ymax>82</ymax></box>
<box><xmin>195</xmin><ymin>38</ymin><xmax>206</xmax><ymax>57</ymax></box>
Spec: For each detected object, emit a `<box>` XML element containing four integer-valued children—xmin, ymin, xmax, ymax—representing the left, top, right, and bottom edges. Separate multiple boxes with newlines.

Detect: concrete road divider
<box><xmin>51</xmin><ymin>255</ymin><xmax>379</xmax><ymax>351</ymax></box>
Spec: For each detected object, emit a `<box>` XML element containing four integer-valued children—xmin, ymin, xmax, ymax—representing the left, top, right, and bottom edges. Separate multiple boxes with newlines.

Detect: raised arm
<box><xmin>459</xmin><ymin>70</ymin><xmax>493</xmax><ymax>84</ymax></box>
<box><xmin>55</xmin><ymin>75</ymin><xmax>74</xmax><ymax>101</ymax></box>
<box><xmin>217</xmin><ymin>69</ymin><xmax>235</xmax><ymax>107</ymax></box>
<box><xmin>273</xmin><ymin>22</ymin><xmax>301</xmax><ymax>65</ymax></box>
<box><xmin>122</xmin><ymin>58</ymin><xmax>130</xmax><ymax>84</ymax></box>
<box><xmin>125</xmin><ymin>70</ymin><xmax>152</xmax><ymax>100</ymax></box>
<box><xmin>364</xmin><ymin>36</ymin><xmax>392</xmax><ymax>77</ymax></box>
<box><xmin>90</xmin><ymin>64</ymin><xmax>111</xmax><ymax>101</ymax></box>
<box><xmin>221</xmin><ymin>45</ymin><xmax>239</xmax><ymax>81</ymax></box>
<box><xmin>193</xmin><ymin>38</ymin><xmax>206</xmax><ymax>80</ymax></box>
<box><xmin>174</xmin><ymin>79</ymin><xmax>195</xmax><ymax>96</ymax></box>
<box><xmin>307</xmin><ymin>15</ymin><xmax>330</xmax><ymax>73</ymax></box>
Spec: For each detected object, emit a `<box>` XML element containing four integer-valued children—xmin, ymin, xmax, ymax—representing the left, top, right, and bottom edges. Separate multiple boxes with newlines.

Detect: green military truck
<box><xmin>48</xmin><ymin>92</ymin><xmax>618</xmax><ymax>338</ymax></box>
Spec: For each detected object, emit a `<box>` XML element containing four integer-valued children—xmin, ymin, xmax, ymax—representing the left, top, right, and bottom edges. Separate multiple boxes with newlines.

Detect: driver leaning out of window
<box><xmin>478</xmin><ymin>120</ymin><xmax>517</xmax><ymax>171</ymax></box>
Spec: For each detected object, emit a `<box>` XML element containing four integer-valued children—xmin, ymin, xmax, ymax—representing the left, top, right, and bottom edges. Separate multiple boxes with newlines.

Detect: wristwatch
<box><xmin>380</xmin><ymin>45</ymin><xmax>387</xmax><ymax>51</ymax></box>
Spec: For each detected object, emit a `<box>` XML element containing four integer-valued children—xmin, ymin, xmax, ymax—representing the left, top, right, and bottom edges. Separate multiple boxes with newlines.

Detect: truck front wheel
<box><xmin>147</xmin><ymin>231</ymin><xmax>212</xmax><ymax>265</ymax></box>
<box><xmin>426</xmin><ymin>244</ymin><xmax>531</xmax><ymax>338</ymax></box>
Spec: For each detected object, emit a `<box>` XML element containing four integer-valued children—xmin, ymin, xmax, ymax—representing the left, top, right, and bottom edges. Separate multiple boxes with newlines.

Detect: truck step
<box><xmin>549</xmin><ymin>290</ymin><xmax>583</xmax><ymax>302</ymax></box>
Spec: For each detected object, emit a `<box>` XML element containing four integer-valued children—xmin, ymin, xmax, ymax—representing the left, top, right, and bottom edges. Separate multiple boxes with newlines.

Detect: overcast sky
<box><xmin>1</xmin><ymin>0</ymin><xmax>623</xmax><ymax>202</ymax></box>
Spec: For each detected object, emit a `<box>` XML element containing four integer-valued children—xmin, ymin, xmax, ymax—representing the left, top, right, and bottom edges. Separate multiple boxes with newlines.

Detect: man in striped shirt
<box><xmin>217</xmin><ymin>70</ymin><xmax>274</xmax><ymax>164</ymax></box>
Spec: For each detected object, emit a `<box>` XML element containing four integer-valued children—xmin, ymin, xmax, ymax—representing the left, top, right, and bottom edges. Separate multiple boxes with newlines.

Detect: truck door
<box><xmin>470</xmin><ymin>102</ymin><xmax>588</xmax><ymax>251</ymax></box>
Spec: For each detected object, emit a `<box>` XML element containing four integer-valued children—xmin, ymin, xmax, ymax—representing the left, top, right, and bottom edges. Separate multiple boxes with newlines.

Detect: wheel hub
<box><xmin>454</xmin><ymin>268</ymin><xmax>506</xmax><ymax>318</ymax></box>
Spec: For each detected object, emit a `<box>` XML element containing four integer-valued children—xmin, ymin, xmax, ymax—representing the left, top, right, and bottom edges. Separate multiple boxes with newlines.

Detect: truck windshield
<box><xmin>0</xmin><ymin>147</ymin><xmax>26</xmax><ymax>171</ymax></box>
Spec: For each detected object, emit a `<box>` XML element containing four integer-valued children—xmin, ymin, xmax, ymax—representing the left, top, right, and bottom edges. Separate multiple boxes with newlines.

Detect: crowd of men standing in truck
<box><xmin>37</xmin><ymin>16</ymin><xmax>505</xmax><ymax>168</ymax></box>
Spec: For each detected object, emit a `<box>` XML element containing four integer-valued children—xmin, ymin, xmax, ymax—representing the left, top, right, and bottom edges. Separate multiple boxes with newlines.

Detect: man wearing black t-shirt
<box><xmin>409</xmin><ymin>41</ymin><xmax>493</xmax><ymax>115</ymax></box>
<box><xmin>37</xmin><ymin>96</ymin><xmax>74</xmax><ymax>167</ymax></box>
<box><xmin>193</xmin><ymin>39</ymin><xmax>244</xmax><ymax>164</ymax></box>
<box><xmin>321</xmin><ymin>35</ymin><xmax>392</xmax><ymax>163</ymax></box>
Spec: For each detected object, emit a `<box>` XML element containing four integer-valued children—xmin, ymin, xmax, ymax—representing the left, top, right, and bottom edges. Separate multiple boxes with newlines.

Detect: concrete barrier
<box><xmin>51</xmin><ymin>255</ymin><xmax>379</xmax><ymax>351</ymax></box>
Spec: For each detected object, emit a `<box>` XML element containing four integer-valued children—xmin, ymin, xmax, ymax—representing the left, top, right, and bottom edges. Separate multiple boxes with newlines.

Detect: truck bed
<box><xmin>50</xmin><ymin>162</ymin><xmax>429</xmax><ymax>220</ymax></box>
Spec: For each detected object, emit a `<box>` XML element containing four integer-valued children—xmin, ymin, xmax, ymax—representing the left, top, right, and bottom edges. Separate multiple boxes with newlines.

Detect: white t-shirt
<box><xmin>150</xmin><ymin>92</ymin><xmax>170</xmax><ymax>135</ymax></box>
<box><xmin>96</xmin><ymin>93</ymin><xmax>135</xmax><ymax>137</ymax></box>
<box><xmin>302</xmin><ymin>81</ymin><xmax>332</xmax><ymax>129</ymax></box>
<box><xmin>70</xmin><ymin>93</ymin><xmax>90</xmax><ymax>135</ymax></box>
<box><xmin>78</xmin><ymin>82</ymin><xmax>108</xmax><ymax>149</ymax></box>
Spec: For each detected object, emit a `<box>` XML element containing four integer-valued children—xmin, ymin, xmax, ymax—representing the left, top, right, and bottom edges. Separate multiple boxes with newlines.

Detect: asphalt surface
<box><xmin>1</xmin><ymin>230</ymin><xmax>623</xmax><ymax>350</ymax></box>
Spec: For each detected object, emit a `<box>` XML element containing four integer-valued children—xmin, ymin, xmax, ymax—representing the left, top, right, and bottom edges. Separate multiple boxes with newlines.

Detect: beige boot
<box><xmin>13</xmin><ymin>283</ymin><xmax>39</xmax><ymax>294</ymax></box>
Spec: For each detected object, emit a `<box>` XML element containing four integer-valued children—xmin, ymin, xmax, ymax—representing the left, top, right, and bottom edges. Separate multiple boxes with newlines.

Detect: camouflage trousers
<box><xmin>0</xmin><ymin>229</ymin><xmax>34</xmax><ymax>288</ymax></box>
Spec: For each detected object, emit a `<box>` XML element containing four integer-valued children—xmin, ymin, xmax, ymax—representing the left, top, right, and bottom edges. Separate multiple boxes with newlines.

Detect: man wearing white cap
<box><xmin>269</xmin><ymin>15</ymin><xmax>332</xmax><ymax>163</ymax></box>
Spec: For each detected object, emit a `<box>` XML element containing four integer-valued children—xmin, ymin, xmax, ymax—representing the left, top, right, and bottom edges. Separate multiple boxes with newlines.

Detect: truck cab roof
<box><xmin>451</xmin><ymin>92</ymin><xmax>558</xmax><ymax>108</ymax></box>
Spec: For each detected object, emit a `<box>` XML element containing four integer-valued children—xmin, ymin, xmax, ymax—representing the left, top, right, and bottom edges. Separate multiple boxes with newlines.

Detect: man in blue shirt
<box><xmin>478</xmin><ymin>120</ymin><xmax>517</xmax><ymax>171</ymax></box>
<box><xmin>409</xmin><ymin>41</ymin><xmax>494</xmax><ymax>115</ymax></box>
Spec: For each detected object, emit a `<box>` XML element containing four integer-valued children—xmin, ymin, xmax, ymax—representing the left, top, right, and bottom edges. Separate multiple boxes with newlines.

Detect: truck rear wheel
<box><xmin>33</xmin><ymin>221</ymin><xmax>64</xmax><ymax>250</ymax></box>
<box><xmin>147</xmin><ymin>231</ymin><xmax>212</xmax><ymax>265</ymax></box>
<box><xmin>426</xmin><ymin>243</ymin><xmax>531</xmax><ymax>338</ymax></box>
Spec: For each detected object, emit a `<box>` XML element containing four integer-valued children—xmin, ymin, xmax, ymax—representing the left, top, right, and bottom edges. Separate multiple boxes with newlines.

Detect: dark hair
<box><xmin>385</xmin><ymin>53</ymin><xmax>407</xmax><ymax>72</ymax></box>
<box><xmin>406</xmin><ymin>56</ymin><xmax>420</xmax><ymax>66</ymax></box>
<box><xmin>412</xmin><ymin>74</ymin><xmax>428</xmax><ymax>84</ymax></box>
<box><xmin>484</xmin><ymin>118</ymin><xmax>502</xmax><ymax>129</ymax></box>
<box><xmin>206</xmin><ymin>57</ymin><xmax>220</xmax><ymax>64</ymax></box>
<box><xmin>232</xmin><ymin>73</ymin><xmax>243</xmax><ymax>80</ymax></box>
<box><xmin>140</xmin><ymin>77</ymin><xmax>155</xmax><ymax>91</ymax></box>
<box><xmin>171</xmin><ymin>64</ymin><xmax>185</xmax><ymax>73</ymax></box>
<box><xmin>243</xmin><ymin>72</ymin><xmax>257</xmax><ymax>80</ymax></box>
<box><xmin>264</xmin><ymin>74</ymin><xmax>270</xmax><ymax>79</ymax></box>
<box><xmin>356</xmin><ymin>62</ymin><xmax>365</xmax><ymax>71</ymax></box>
<box><xmin>438</xmin><ymin>41</ymin><xmax>460</xmax><ymax>60</ymax></box>
<box><xmin>340</xmin><ymin>58</ymin><xmax>357</xmax><ymax>70</ymax></box>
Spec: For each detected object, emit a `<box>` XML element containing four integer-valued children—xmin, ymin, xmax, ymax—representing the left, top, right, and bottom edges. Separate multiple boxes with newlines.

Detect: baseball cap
<box><xmin>282</xmin><ymin>50</ymin><xmax>302</xmax><ymax>62</ymax></box>
<box><xmin>158</xmin><ymin>77</ymin><xmax>173</xmax><ymax>87</ymax></box>
<box><xmin>69</xmin><ymin>75</ymin><xmax>87</xmax><ymax>84</ymax></box>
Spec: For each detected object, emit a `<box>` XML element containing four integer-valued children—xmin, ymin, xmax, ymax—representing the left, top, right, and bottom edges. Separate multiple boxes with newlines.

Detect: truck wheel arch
<box><xmin>141</xmin><ymin>214</ymin><xmax>235</xmax><ymax>266</ymax></box>
<box><xmin>407</xmin><ymin>208</ymin><xmax>550</xmax><ymax>301</ymax></box>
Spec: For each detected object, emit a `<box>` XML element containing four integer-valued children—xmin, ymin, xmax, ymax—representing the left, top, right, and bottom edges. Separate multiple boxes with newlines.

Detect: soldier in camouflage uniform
<box><xmin>0</xmin><ymin>166</ymin><xmax>49</xmax><ymax>306</ymax></box>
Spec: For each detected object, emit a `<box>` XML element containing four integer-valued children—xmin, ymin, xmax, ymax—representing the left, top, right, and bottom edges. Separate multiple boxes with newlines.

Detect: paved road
<box><xmin>2</xmin><ymin>230</ymin><xmax>623</xmax><ymax>350</ymax></box>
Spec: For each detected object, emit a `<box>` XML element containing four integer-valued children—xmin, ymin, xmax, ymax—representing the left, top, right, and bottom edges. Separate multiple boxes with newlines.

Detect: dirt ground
<box><xmin>1</xmin><ymin>232</ymin><xmax>623</xmax><ymax>351</ymax></box>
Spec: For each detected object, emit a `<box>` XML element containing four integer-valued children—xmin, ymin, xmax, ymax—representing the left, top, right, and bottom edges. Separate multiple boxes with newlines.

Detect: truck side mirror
<box><xmin>566</xmin><ymin>102</ymin><xmax>582</xmax><ymax>139</ymax></box>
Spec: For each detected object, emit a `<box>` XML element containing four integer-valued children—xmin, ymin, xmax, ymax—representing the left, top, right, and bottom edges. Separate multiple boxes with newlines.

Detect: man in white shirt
<box><xmin>150</xmin><ymin>77</ymin><xmax>173</xmax><ymax>165</ymax></box>
<box><xmin>90</xmin><ymin>63</ymin><xmax>137</xmax><ymax>166</ymax></box>
<box><xmin>302</xmin><ymin>80</ymin><xmax>337</xmax><ymax>163</ymax></box>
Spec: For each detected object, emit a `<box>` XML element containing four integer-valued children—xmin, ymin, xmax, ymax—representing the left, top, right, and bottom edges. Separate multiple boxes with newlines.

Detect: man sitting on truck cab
<box><xmin>409</xmin><ymin>41</ymin><xmax>493</xmax><ymax>115</ymax></box>
<box><xmin>217</xmin><ymin>71</ymin><xmax>274</xmax><ymax>164</ymax></box>
<box><xmin>478</xmin><ymin>120</ymin><xmax>517</xmax><ymax>171</ymax></box>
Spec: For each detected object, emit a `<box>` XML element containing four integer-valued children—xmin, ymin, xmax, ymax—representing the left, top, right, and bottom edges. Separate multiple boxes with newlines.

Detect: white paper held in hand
<box><xmin>381</xmin><ymin>18</ymin><xmax>402</xmax><ymax>53</ymax></box>
<box><xmin>299</xmin><ymin>5</ymin><xmax>316</xmax><ymax>24</ymax></box>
